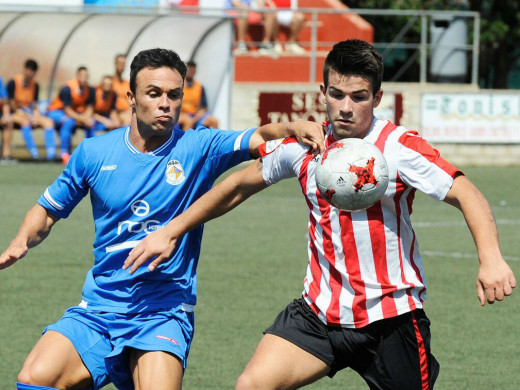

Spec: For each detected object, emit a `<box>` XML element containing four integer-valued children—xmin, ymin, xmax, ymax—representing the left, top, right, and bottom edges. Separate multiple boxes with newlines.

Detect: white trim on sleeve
<box><xmin>44</xmin><ymin>188</ymin><xmax>64</xmax><ymax>210</ymax></box>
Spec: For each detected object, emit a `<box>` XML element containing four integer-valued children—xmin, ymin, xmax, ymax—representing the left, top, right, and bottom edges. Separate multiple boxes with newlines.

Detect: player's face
<box><xmin>23</xmin><ymin>67</ymin><xmax>36</xmax><ymax>82</ymax></box>
<box><xmin>186</xmin><ymin>66</ymin><xmax>196</xmax><ymax>82</ymax></box>
<box><xmin>130</xmin><ymin>66</ymin><xmax>184</xmax><ymax>135</ymax></box>
<box><xmin>101</xmin><ymin>77</ymin><xmax>113</xmax><ymax>92</ymax></box>
<box><xmin>77</xmin><ymin>69</ymin><xmax>89</xmax><ymax>87</ymax></box>
<box><xmin>115</xmin><ymin>56</ymin><xmax>126</xmax><ymax>74</ymax></box>
<box><xmin>320</xmin><ymin>70</ymin><xmax>382</xmax><ymax>140</ymax></box>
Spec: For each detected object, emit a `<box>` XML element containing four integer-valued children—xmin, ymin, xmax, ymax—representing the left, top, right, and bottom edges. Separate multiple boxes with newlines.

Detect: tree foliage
<box><xmin>342</xmin><ymin>0</ymin><xmax>520</xmax><ymax>88</ymax></box>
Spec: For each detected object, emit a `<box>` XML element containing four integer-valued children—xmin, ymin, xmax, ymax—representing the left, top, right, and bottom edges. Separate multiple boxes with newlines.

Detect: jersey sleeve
<box><xmin>37</xmin><ymin>142</ymin><xmax>90</xmax><ymax>218</ymax></box>
<box><xmin>198</xmin><ymin>127</ymin><xmax>256</xmax><ymax>180</ymax></box>
<box><xmin>396</xmin><ymin>131</ymin><xmax>463</xmax><ymax>201</ymax></box>
<box><xmin>261</xmin><ymin>137</ymin><xmax>304</xmax><ymax>185</ymax></box>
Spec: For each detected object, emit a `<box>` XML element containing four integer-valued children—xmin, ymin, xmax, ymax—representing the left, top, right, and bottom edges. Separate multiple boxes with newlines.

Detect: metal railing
<box><xmin>223</xmin><ymin>7</ymin><xmax>480</xmax><ymax>85</ymax></box>
<box><xmin>0</xmin><ymin>5</ymin><xmax>480</xmax><ymax>85</ymax></box>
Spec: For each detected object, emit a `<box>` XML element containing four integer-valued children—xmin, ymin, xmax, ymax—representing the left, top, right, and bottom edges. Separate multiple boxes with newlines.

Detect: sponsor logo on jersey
<box><xmin>131</xmin><ymin>200</ymin><xmax>150</xmax><ymax>217</ymax></box>
<box><xmin>100</xmin><ymin>164</ymin><xmax>117</xmax><ymax>171</ymax></box>
<box><xmin>117</xmin><ymin>199</ymin><xmax>161</xmax><ymax>235</ymax></box>
<box><xmin>166</xmin><ymin>160</ymin><xmax>185</xmax><ymax>185</ymax></box>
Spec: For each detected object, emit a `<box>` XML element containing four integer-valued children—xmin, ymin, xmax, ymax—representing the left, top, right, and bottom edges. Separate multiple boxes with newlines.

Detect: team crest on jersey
<box><xmin>165</xmin><ymin>160</ymin><xmax>185</xmax><ymax>185</ymax></box>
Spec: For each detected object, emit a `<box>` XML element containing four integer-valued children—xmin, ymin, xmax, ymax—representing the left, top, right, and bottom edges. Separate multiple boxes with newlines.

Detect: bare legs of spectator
<box><xmin>235</xmin><ymin>14</ymin><xmax>249</xmax><ymax>53</ymax></box>
<box><xmin>276</xmin><ymin>11</ymin><xmax>306</xmax><ymax>54</ymax></box>
<box><xmin>287</xmin><ymin>12</ymin><xmax>305</xmax><ymax>47</ymax></box>
<box><xmin>258</xmin><ymin>12</ymin><xmax>279</xmax><ymax>53</ymax></box>
<box><xmin>1</xmin><ymin>120</ymin><xmax>14</xmax><ymax>163</ymax></box>
<box><xmin>235</xmin><ymin>10</ymin><xmax>280</xmax><ymax>55</ymax></box>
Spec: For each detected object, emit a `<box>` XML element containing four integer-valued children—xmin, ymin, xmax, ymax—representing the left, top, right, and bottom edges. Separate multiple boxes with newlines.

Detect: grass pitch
<box><xmin>0</xmin><ymin>162</ymin><xmax>518</xmax><ymax>389</ymax></box>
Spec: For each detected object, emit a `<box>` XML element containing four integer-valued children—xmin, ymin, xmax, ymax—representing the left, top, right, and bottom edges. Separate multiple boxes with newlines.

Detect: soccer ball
<box><xmin>315</xmin><ymin>138</ymin><xmax>389</xmax><ymax>211</ymax></box>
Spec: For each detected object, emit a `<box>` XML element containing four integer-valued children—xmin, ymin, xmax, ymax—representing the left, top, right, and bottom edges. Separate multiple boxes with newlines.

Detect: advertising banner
<box><xmin>421</xmin><ymin>93</ymin><xmax>520</xmax><ymax>143</ymax></box>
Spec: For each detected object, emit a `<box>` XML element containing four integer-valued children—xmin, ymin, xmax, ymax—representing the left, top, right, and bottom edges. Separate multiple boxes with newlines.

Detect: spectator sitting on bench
<box><xmin>92</xmin><ymin>75</ymin><xmax>120</xmax><ymax>134</ymax></box>
<box><xmin>226</xmin><ymin>0</ymin><xmax>279</xmax><ymax>54</ymax></box>
<box><xmin>273</xmin><ymin>0</ymin><xmax>306</xmax><ymax>53</ymax></box>
<box><xmin>47</xmin><ymin>66</ymin><xmax>95</xmax><ymax>164</ymax></box>
<box><xmin>7</xmin><ymin>59</ymin><xmax>57</xmax><ymax>161</ymax></box>
<box><xmin>177</xmin><ymin>60</ymin><xmax>219</xmax><ymax>131</ymax></box>
<box><xmin>0</xmin><ymin>74</ymin><xmax>14</xmax><ymax>164</ymax></box>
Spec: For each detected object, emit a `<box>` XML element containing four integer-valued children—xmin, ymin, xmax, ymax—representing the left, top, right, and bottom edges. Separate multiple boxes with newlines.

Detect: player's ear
<box><xmin>319</xmin><ymin>84</ymin><xmax>326</xmax><ymax>104</ymax></box>
<box><xmin>127</xmin><ymin>90</ymin><xmax>136</xmax><ymax>109</ymax></box>
<box><xmin>373</xmin><ymin>89</ymin><xmax>383</xmax><ymax>108</ymax></box>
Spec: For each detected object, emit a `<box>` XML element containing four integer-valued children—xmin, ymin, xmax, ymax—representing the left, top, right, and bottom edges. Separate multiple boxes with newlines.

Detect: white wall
<box><xmin>0</xmin><ymin>0</ymin><xmax>82</xmax><ymax>4</ymax></box>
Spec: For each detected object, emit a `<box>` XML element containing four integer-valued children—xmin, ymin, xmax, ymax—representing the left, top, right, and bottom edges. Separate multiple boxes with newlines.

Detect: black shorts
<box><xmin>265</xmin><ymin>298</ymin><xmax>440</xmax><ymax>390</ymax></box>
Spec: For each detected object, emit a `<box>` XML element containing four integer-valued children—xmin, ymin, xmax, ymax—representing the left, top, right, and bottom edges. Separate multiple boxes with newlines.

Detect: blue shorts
<box><xmin>47</xmin><ymin>109</ymin><xmax>68</xmax><ymax>125</ymax></box>
<box><xmin>44</xmin><ymin>305</ymin><xmax>195</xmax><ymax>390</ymax></box>
<box><xmin>20</xmin><ymin>106</ymin><xmax>33</xmax><ymax>115</ymax></box>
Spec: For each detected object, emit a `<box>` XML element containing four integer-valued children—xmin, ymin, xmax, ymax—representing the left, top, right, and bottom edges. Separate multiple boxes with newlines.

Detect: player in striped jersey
<box><xmin>124</xmin><ymin>40</ymin><xmax>516</xmax><ymax>390</ymax></box>
<box><xmin>0</xmin><ymin>48</ymin><xmax>324</xmax><ymax>390</ymax></box>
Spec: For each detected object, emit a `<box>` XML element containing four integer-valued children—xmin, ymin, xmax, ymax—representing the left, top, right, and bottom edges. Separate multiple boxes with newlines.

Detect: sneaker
<box><xmin>258</xmin><ymin>42</ymin><xmax>275</xmax><ymax>56</ymax></box>
<box><xmin>273</xmin><ymin>42</ymin><xmax>283</xmax><ymax>54</ymax></box>
<box><xmin>61</xmin><ymin>153</ymin><xmax>70</xmax><ymax>165</ymax></box>
<box><xmin>0</xmin><ymin>156</ymin><xmax>18</xmax><ymax>165</ymax></box>
<box><xmin>285</xmin><ymin>42</ymin><xmax>306</xmax><ymax>54</ymax></box>
<box><xmin>234</xmin><ymin>42</ymin><xmax>248</xmax><ymax>54</ymax></box>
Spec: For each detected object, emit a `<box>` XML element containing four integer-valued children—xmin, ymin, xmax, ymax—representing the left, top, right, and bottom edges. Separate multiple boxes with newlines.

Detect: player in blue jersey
<box><xmin>0</xmin><ymin>48</ymin><xmax>324</xmax><ymax>390</ymax></box>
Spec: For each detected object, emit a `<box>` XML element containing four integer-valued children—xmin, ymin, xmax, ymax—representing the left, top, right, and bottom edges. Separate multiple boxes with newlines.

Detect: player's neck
<box><xmin>130</xmin><ymin>121</ymin><xmax>172</xmax><ymax>153</ymax></box>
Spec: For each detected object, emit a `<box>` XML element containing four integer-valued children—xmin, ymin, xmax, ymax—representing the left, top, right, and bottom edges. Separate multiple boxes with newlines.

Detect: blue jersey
<box><xmin>38</xmin><ymin>126</ymin><xmax>255</xmax><ymax>313</ymax></box>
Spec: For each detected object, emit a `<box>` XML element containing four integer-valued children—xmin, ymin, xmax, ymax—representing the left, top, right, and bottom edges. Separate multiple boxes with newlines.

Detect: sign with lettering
<box><xmin>421</xmin><ymin>93</ymin><xmax>520</xmax><ymax>143</ymax></box>
<box><xmin>258</xmin><ymin>91</ymin><xmax>400</xmax><ymax>126</ymax></box>
<box><xmin>258</xmin><ymin>92</ymin><xmax>326</xmax><ymax>125</ymax></box>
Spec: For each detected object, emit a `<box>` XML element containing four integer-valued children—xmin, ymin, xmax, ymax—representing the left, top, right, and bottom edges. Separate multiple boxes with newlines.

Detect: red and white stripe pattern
<box><xmin>261</xmin><ymin>118</ymin><xmax>462</xmax><ymax>328</ymax></box>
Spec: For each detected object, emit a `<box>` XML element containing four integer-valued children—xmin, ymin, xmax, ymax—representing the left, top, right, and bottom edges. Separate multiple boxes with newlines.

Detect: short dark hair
<box><xmin>25</xmin><ymin>59</ymin><xmax>38</xmax><ymax>72</ymax></box>
<box><xmin>323</xmin><ymin>39</ymin><xmax>384</xmax><ymax>95</ymax></box>
<box><xmin>77</xmin><ymin>66</ymin><xmax>88</xmax><ymax>73</ymax></box>
<box><xmin>187</xmin><ymin>60</ymin><xmax>197</xmax><ymax>68</ymax></box>
<box><xmin>129</xmin><ymin>48</ymin><xmax>187</xmax><ymax>94</ymax></box>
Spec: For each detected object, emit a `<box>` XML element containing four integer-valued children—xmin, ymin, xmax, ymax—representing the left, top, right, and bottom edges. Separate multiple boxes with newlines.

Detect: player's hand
<box><xmin>476</xmin><ymin>258</ymin><xmax>516</xmax><ymax>305</ymax></box>
<box><xmin>0</xmin><ymin>242</ymin><xmax>28</xmax><ymax>270</ymax></box>
<box><xmin>289</xmin><ymin>120</ymin><xmax>326</xmax><ymax>155</ymax></box>
<box><xmin>84</xmin><ymin>117</ymin><xmax>95</xmax><ymax>128</ymax></box>
<box><xmin>30</xmin><ymin>112</ymin><xmax>41</xmax><ymax>126</ymax></box>
<box><xmin>122</xmin><ymin>227</ymin><xmax>180</xmax><ymax>274</ymax></box>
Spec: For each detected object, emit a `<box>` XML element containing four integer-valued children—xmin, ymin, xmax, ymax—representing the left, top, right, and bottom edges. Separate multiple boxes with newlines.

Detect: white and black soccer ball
<box><xmin>315</xmin><ymin>138</ymin><xmax>389</xmax><ymax>211</ymax></box>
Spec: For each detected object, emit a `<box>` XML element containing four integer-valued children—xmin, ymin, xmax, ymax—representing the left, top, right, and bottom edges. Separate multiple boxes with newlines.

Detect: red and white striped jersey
<box><xmin>260</xmin><ymin>118</ymin><xmax>462</xmax><ymax>328</ymax></box>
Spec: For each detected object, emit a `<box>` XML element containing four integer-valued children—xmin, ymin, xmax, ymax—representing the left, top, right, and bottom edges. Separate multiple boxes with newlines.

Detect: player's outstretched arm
<box><xmin>444</xmin><ymin>175</ymin><xmax>516</xmax><ymax>306</ymax></box>
<box><xmin>249</xmin><ymin>120</ymin><xmax>325</xmax><ymax>158</ymax></box>
<box><xmin>124</xmin><ymin>160</ymin><xmax>267</xmax><ymax>274</ymax></box>
<box><xmin>0</xmin><ymin>204</ymin><xmax>59</xmax><ymax>270</ymax></box>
